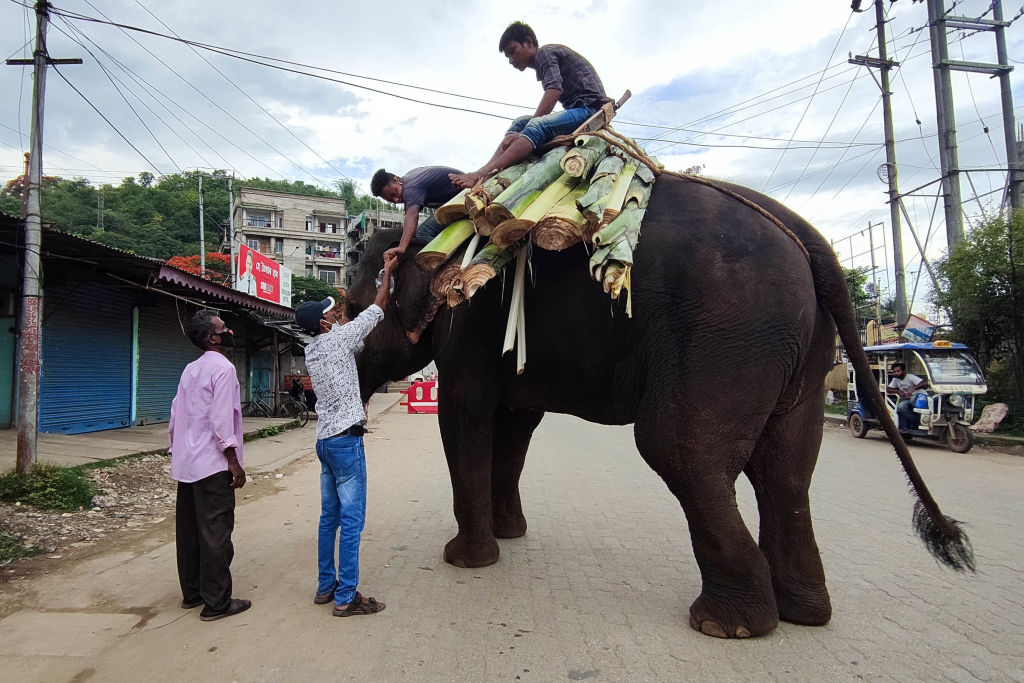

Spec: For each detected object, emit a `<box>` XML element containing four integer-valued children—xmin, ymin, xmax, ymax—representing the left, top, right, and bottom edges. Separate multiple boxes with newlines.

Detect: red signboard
<box><xmin>236</xmin><ymin>244</ymin><xmax>291</xmax><ymax>306</ymax></box>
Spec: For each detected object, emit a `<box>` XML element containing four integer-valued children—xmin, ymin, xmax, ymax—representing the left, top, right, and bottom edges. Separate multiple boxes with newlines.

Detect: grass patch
<box><xmin>0</xmin><ymin>528</ymin><xmax>36</xmax><ymax>566</ymax></box>
<box><xmin>258</xmin><ymin>425</ymin><xmax>282</xmax><ymax>438</ymax></box>
<box><xmin>0</xmin><ymin>462</ymin><xmax>98</xmax><ymax>511</ymax></box>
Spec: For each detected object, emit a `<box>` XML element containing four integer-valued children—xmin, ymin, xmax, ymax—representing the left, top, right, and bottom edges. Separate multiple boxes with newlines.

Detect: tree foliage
<box><xmin>165</xmin><ymin>252</ymin><xmax>232</xmax><ymax>285</ymax></box>
<box><xmin>291</xmin><ymin>274</ymin><xmax>345</xmax><ymax>307</ymax></box>
<box><xmin>935</xmin><ymin>211</ymin><xmax>1024</xmax><ymax>411</ymax></box>
<box><xmin>0</xmin><ymin>170</ymin><xmax>384</xmax><ymax>262</ymax></box>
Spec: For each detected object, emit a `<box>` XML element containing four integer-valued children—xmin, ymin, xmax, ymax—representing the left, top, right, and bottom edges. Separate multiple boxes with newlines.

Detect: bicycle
<box><xmin>280</xmin><ymin>393</ymin><xmax>310</xmax><ymax>427</ymax></box>
<box><xmin>241</xmin><ymin>387</ymin><xmax>273</xmax><ymax>418</ymax></box>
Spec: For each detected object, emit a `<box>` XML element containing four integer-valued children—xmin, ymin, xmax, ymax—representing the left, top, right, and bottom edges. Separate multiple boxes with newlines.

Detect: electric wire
<box><xmin>127</xmin><ymin>0</ymin><xmax>356</xmax><ymax>187</ymax></box>
<box><xmin>763</xmin><ymin>9</ymin><xmax>858</xmax><ymax>191</ymax></box>
<box><xmin>53</xmin><ymin>16</ymin><xmax>228</xmax><ymax>173</ymax></box>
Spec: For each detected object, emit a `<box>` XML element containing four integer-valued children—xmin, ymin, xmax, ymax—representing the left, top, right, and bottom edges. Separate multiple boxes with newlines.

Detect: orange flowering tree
<box><xmin>166</xmin><ymin>252</ymin><xmax>232</xmax><ymax>285</ymax></box>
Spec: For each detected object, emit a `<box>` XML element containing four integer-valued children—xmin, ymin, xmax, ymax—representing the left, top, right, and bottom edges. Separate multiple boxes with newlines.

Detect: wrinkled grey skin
<box><xmin>346</xmin><ymin>174</ymin><xmax>967</xmax><ymax>639</ymax></box>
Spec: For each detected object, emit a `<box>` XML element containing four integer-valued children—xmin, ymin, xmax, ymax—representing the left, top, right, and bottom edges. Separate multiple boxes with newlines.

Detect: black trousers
<box><xmin>176</xmin><ymin>470</ymin><xmax>235</xmax><ymax>612</ymax></box>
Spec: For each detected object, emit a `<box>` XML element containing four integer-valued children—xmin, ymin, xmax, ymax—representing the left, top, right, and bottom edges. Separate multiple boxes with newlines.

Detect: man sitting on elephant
<box><xmin>448</xmin><ymin>21</ymin><xmax>610</xmax><ymax>190</ymax></box>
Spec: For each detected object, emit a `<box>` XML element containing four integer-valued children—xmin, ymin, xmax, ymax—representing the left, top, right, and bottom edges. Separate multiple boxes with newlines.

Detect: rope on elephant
<box><xmin>547</xmin><ymin>126</ymin><xmax>811</xmax><ymax>265</ymax></box>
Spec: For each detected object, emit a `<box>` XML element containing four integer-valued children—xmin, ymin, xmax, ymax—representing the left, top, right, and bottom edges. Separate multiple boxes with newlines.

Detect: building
<box><xmin>234</xmin><ymin>187</ymin><xmax>349</xmax><ymax>289</ymax></box>
<box><xmin>345</xmin><ymin>205</ymin><xmax>433</xmax><ymax>288</ymax></box>
<box><xmin>0</xmin><ymin>213</ymin><xmax>302</xmax><ymax>434</ymax></box>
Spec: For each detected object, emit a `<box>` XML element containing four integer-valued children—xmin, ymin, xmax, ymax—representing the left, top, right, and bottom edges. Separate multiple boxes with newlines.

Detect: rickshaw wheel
<box><xmin>946</xmin><ymin>422</ymin><xmax>973</xmax><ymax>453</ymax></box>
<box><xmin>848</xmin><ymin>413</ymin><xmax>868</xmax><ymax>438</ymax></box>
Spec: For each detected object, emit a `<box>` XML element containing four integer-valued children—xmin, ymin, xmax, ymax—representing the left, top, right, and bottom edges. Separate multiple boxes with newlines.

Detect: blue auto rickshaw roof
<box><xmin>863</xmin><ymin>342</ymin><xmax>969</xmax><ymax>352</ymax></box>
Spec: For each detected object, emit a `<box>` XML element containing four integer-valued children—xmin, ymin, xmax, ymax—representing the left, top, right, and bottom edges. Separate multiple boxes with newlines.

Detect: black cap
<box><xmin>295</xmin><ymin>297</ymin><xmax>336</xmax><ymax>335</ymax></box>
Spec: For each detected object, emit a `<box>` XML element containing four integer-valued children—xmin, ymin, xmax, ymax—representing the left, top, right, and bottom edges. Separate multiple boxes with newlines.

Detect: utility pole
<box><xmin>991</xmin><ymin>2</ymin><xmax>1021</xmax><ymax>212</ymax></box>
<box><xmin>228</xmin><ymin>175</ymin><xmax>235</xmax><ymax>287</ymax></box>
<box><xmin>850</xmin><ymin>0</ymin><xmax>908</xmax><ymax>324</ymax></box>
<box><xmin>198</xmin><ymin>174</ymin><xmax>206</xmax><ymax>277</ymax></box>
<box><xmin>97</xmin><ymin>186</ymin><xmax>104</xmax><ymax>230</ymax></box>
<box><xmin>927</xmin><ymin>0</ymin><xmax>965</xmax><ymax>248</ymax></box>
<box><xmin>5</xmin><ymin>0</ymin><xmax>81</xmax><ymax>473</ymax></box>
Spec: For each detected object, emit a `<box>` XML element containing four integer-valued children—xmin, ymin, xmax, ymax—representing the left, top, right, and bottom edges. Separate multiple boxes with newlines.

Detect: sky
<box><xmin>1</xmin><ymin>0</ymin><xmax>1022</xmax><ymax>315</ymax></box>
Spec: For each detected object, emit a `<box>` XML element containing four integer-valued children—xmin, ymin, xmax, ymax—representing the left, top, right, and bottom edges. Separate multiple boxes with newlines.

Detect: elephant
<box><xmin>346</xmin><ymin>173</ymin><xmax>973</xmax><ymax>639</ymax></box>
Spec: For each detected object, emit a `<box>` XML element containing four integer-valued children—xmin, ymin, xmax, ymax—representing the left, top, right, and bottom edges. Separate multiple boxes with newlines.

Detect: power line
<box><xmin>763</xmin><ymin>9</ymin><xmax>858</xmax><ymax>191</ymax></box>
<box><xmin>127</xmin><ymin>0</ymin><xmax>356</xmax><ymax>187</ymax></box>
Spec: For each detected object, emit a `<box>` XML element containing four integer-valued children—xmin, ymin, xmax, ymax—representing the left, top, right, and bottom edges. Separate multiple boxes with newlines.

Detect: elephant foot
<box><xmin>774</xmin><ymin>584</ymin><xmax>832</xmax><ymax>626</ymax></box>
<box><xmin>443</xmin><ymin>534</ymin><xmax>500</xmax><ymax>568</ymax></box>
<box><xmin>493</xmin><ymin>512</ymin><xmax>527</xmax><ymax>539</ymax></box>
<box><xmin>688</xmin><ymin>593</ymin><xmax>778</xmax><ymax>639</ymax></box>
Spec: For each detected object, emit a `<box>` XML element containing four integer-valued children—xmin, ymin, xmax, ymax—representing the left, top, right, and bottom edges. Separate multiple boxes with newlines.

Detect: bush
<box><xmin>0</xmin><ymin>462</ymin><xmax>98</xmax><ymax>511</ymax></box>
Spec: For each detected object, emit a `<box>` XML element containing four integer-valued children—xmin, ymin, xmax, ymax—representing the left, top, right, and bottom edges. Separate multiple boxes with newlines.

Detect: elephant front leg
<box><xmin>439</xmin><ymin>407</ymin><xmax>500</xmax><ymax>568</ymax></box>
<box><xmin>491</xmin><ymin>408</ymin><xmax>544</xmax><ymax>538</ymax></box>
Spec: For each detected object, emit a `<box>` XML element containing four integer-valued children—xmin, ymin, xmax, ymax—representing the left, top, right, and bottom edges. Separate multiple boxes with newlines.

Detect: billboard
<box><xmin>236</xmin><ymin>244</ymin><xmax>292</xmax><ymax>307</ymax></box>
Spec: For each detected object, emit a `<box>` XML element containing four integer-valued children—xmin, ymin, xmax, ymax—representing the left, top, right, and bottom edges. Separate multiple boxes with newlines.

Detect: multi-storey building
<box><xmin>233</xmin><ymin>187</ymin><xmax>349</xmax><ymax>288</ymax></box>
<box><xmin>345</xmin><ymin>206</ymin><xmax>433</xmax><ymax>288</ymax></box>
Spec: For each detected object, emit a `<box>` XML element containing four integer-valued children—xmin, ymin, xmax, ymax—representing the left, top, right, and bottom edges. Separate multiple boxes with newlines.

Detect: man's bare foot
<box><xmin>449</xmin><ymin>171</ymin><xmax>485</xmax><ymax>189</ymax></box>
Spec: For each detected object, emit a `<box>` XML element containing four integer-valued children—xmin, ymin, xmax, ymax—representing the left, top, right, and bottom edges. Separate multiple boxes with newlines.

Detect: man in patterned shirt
<box><xmin>294</xmin><ymin>251</ymin><xmax>397</xmax><ymax>617</ymax></box>
<box><xmin>450</xmin><ymin>21</ymin><xmax>610</xmax><ymax>189</ymax></box>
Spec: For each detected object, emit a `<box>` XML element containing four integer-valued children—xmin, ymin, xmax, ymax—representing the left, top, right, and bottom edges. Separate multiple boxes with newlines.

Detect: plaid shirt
<box><xmin>534</xmin><ymin>44</ymin><xmax>609</xmax><ymax>111</ymax></box>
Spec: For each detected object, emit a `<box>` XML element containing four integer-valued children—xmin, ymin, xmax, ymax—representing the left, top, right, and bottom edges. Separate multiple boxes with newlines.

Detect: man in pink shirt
<box><xmin>169</xmin><ymin>310</ymin><xmax>250</xmax><ymax>622</ymax></box>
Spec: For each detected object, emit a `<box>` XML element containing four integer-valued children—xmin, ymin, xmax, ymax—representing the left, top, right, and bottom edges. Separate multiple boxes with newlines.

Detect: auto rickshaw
<box><xmin>846</xmin><ymin>341</ymin><xmax>987</xmax><ymax>453</ymax></box>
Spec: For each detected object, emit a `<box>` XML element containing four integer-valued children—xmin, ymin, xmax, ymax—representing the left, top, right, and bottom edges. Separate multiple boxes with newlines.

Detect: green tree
<box><xmin>291</xmin><ymin>274</ymin><xmax>345</xmax><ymax>307</ymax></box>
<box><xmin>843</xmin><ymin>266</ymin><xmax>874</xmax><ymax>325</ymax></box>
<box><xmin>934</xmin><ymin>210</ymin><xmax>1024</xmax><ymax>410</ymax></box>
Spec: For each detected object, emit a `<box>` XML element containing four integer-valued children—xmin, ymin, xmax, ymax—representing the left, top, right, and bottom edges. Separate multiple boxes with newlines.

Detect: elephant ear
<box><xmin>392</xmin><ymin>256</ymin><xmax>443</xmax><ymax>344</ymax></box>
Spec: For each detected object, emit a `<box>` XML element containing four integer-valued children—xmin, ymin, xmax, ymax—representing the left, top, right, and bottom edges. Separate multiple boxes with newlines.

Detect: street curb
<box><xmin>75</xmin><ymin>419</ymin><xmax>301</xmax><ymax>472</ymax></box>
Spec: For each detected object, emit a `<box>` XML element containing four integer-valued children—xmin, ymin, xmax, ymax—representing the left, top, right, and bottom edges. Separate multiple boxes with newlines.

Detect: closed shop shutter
<box><xmin>136</xmin><ymin>302</ymin><xmax>200</xmax><ymax>425</ymax></box>
<box><xmin>40</xmin><ymin>286</ymin><xmax>133</xmax><ymax>434</ymax></box>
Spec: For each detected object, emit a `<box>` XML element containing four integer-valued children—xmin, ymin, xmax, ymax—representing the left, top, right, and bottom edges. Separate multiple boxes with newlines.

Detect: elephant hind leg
<box><xmin>491</xmin><ymin>408</ymin><xmax>544</xmax><ymax>538</ymax></box>
<box><xmin>744</xmin><ymin>396</ymin><xmax>832</xmax><ymax>626</ymax></box>
<box><xmin>634</xmin><ymin>411</ymin><xmax>779</xmax><ymax>638</ymax></box>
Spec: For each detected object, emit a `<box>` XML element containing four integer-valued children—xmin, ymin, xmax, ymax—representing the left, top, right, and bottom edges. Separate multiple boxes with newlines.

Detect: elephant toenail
<box><xmin>735</xmin><ymin>626</ymin><xmax>751</xmax><ymax>638</ymax></box>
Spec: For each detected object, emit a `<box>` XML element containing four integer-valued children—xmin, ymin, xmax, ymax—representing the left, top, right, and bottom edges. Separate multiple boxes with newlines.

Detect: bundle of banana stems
<box><xmin>502</xmin><ymin>245</ymin><xmax>529</xmax><ymax>374</ymax></box>
<box><xmin>455</xmin><ymin>241</ymin><xmax>523</xmax><ymax>301</ymax></box>
<box><xmin>489</xmin><ymin>172</ymin><xmax>580</xmax><ymax>248</ymax></box>
<box><xmin>430</xmin><ymin>259</ymin><xmax>466</xmax><ymax>308</ymax></box>
<box><xmin>531</xmin><ymin>181</ymin><xmax>593</xmax><ymax>251</ymax></box>
<box><xmin>483</xmin><ymin>147</ymin><xmax>569</xmax><ymax>228</ymax></box>
<box><xmin>415</xmin><ymin>219</ymin><xmax>475</xmax><ymax>271</ymax></box>
<box><xmin>465</xmin><ymin>162</ymin><xmax>531</xmax><ymax>219</ymax></box>
<box><xmin>560</xmin><ymin>135</ymin><xmax>609</xmax><ymax>178</ymax></box>
<box><xmin>587</xmin><ymin>175</ymin><xmax>654</xmax><ymax>316</ymax></box>
<box><xmin>576</xmin><ymin>153</ymin><xmax>626</xmax><ymax>226</ymax></box>
<box><xmin>435</xmin><ymin>189</ymin><xmax>472</xmax><ymax>226</ymax></box>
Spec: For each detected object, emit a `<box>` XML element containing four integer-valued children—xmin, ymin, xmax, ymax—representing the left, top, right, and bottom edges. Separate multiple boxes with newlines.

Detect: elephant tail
<box><xmin>810</xmin><ymin>237</ymin><xmax>975</xmax><ymax>573</ymax></box>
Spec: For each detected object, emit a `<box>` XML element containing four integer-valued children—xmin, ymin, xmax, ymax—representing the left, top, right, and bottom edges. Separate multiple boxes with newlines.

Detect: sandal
<box><xmin>332</xmin><ymin>591</ymin><xmax>385</xmax><ymax>617</ymax></box>
<box><xmin>200</xmin><ymin>598</ymin><xmax>252</xmax><ymax>622</ymax></box>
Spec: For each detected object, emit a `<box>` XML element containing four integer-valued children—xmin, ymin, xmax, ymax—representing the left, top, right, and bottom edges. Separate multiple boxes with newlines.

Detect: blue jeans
<box><xmin>507</xmin><ymin>107</ymin><xmax>597</xmax><ymax>149</ymax></box>
<box><xmin>897</xmin><ymin>399</ymin><xmax>918</xmax><ymax>431</ymax></box>
<box><xmin>416</xmin><ymin>214</ymin><xmax>444</xmax><ymax>241</ymax></box>
<box><xmin>315</xmin><ymin>434</ymin><xmax>366</xmax><ymax>605</ymax></box>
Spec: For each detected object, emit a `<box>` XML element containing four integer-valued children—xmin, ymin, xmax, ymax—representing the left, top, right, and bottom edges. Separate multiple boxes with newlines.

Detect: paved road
<box><xmin>0</xmin><ymin>411</ymin><xmax>1021</xmax><ymax>682</ymax></box>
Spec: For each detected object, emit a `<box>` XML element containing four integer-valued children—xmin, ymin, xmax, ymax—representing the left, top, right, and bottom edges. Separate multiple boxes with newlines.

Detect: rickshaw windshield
<box><xmin>919</xmin><ymin>351</ymin><xmax>985</xmax><ymax>385</ymax></box>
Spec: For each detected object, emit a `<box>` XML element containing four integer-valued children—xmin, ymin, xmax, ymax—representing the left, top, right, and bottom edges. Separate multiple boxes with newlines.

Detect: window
<box><xmin>305</xmin><ymin>218</ymin><xmax>313</xmax><ymax>232</ymax></box>
<box><xmin>305</xmin><ymin>266</ymin><xmax>313</xmax><ymax>277</ymax></box>
<box><xmin>319</xmin><ymin>270</ymin><xmax>337</xmax><ymax>284</ymax></box>
<box><xmin>305</xmin><ymin>240</ymin><xmax>314</xmax><ymax>255</ymax></box>
<box><xmin>247</xmin><ymin>238</ymin><xmax>260</xmax><ymax>250</ymax></box>
<box><xmin>274</xmin><ymin>238</ymin><xmax>284</xmax><ymax>254</ymax></box>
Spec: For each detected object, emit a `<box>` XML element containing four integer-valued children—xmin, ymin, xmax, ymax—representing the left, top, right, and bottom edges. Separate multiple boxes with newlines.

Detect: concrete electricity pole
<box><xmin>927</xmin><ymin>0</ymin><xmax>965</xmax><ymax>248</ymax></box>
<box><xmin>198</xmin><ymin>174</ymin><xmax>206</xmax><ymax>277</ymax></box>
<box><xmin>850</xmin><ymin>0</ymin><xmax>909</xmax><ymax>324</ymax></box>
<box><xmin>5</xmin><ymin>0</ymin><xmax>81</xmax><ymax>473</ymax></box>
<box><xmin>228</xmin><ymin>175</ymin><xmax>235</xmax><ymax>287</ymax></box>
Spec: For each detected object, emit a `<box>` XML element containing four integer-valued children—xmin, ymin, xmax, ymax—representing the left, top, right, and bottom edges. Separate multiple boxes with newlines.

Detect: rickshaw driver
<box><xmin>886</xmin><ymin>362</ymin><xmax>929</xmax><ymax>430</ymax></box>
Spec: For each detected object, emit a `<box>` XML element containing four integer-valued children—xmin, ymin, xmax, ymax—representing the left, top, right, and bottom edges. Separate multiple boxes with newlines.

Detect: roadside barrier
<box><xmin>399</xmin><ymin>380</ymin><xmax>438</xmax><ymax>414</ymax></box>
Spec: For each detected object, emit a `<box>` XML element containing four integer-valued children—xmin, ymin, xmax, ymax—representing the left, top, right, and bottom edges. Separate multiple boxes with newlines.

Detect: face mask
<box><xmin>215</xmin><ymin>329</ymin><xmax>236</xmax><ymax>347</ymax></box>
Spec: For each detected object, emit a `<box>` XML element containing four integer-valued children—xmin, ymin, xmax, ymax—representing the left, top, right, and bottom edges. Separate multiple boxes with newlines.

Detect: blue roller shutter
<box><xmin>39</xmin><ymin>286</ymin><xmax>133</xmax><ymax>434</ymax></box>
<box><xmin>136</xmin><ymin>302</ymin><xmax>200</xmax><ymax>424</ymax></box>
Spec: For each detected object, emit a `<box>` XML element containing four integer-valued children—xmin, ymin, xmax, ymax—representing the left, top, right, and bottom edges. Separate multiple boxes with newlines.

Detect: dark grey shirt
<box><xmin>533</xmin><ymin>44</ymin><xmax>609</xmax><ymax>111</ymax></box>
<box><xmin>402</xmin><ymin>166</ymin><xmax>462</xmax><ymax>212</ymax></box>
